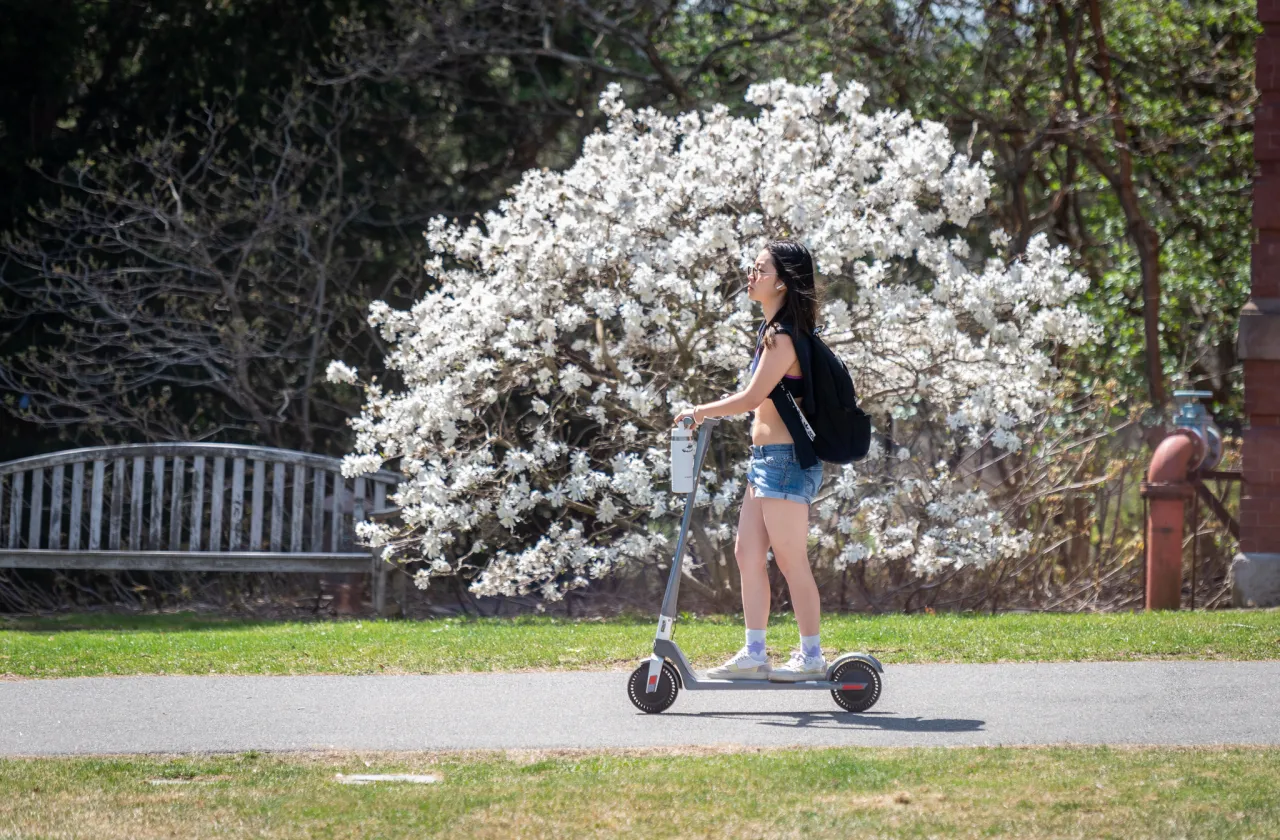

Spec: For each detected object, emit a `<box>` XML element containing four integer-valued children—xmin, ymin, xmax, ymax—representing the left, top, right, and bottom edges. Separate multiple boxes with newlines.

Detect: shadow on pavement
<box><xmin>658</xmin><ymin>710</ymin><xmax>985</xmax><ymax>732</ymax></box>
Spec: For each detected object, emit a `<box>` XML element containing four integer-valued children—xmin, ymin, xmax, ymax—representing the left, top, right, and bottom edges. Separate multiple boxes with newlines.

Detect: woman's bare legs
<box><xmin>734</xmin><ymin>485</ymin><xmax>771</xmax><ymax>629</ymax></box>
<box><xmin>759</xmin><ymin>497</ymin><xmax>820</xmax><ymax>636</ymax></box>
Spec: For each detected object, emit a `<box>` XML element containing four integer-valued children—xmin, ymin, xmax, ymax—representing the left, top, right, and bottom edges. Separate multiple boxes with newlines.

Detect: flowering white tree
<box><xmin>331</xmin><ymin>75</ymin><xmax>1097</xmax><ymax>601</ymax></box>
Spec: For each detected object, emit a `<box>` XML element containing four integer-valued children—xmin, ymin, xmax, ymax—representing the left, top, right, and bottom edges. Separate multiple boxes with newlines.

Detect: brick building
<box><xmin>1233</xmin><ymin>0</ymin><xmax>1280</xmax><ymax>605</ymax></box>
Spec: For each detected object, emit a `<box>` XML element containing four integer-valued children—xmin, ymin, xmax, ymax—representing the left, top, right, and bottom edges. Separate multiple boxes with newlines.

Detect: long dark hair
<box><xmin>761</xmin><ymin>238</ymin><xmax>820</xmax><ymax>346</ymax></box>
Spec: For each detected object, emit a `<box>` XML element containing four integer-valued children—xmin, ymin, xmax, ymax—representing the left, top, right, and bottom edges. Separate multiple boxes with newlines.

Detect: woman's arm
<box><xmin>673</xmin><ymin>333</ymin><xmax>797</xmax><ymax>426</ymax></box>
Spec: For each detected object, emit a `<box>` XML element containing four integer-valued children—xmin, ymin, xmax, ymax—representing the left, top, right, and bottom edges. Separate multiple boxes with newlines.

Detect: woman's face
<box><xmin>746</xmin><ymin>249</ymin><xmax>785</xmax><ymax>305</ymax></box>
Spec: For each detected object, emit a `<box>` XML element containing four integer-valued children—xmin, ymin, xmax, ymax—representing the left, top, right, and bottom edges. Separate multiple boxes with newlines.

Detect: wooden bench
<box><xmin>0</xmin><ymin>443</ymin><xmax>403</xmax><ymax>613</ymax></box>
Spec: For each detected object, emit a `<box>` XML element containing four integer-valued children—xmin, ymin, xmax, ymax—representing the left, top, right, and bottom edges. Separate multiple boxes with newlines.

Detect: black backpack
<box><xmin>804</xmin><ymin>327</ymin><xmax>872</xmax><ymax>464</ymax></box>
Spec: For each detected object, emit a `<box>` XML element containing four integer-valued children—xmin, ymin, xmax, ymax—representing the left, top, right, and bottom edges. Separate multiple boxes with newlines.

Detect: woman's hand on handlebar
<box><xmin>672</xmin><ymin>406</ymin><xmax>704</xmax><ymax>428</ymax></box>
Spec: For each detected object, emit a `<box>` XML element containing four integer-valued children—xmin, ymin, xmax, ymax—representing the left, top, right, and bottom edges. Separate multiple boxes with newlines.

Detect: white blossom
<box><xmin>326</xmin><ymin>360</ymin><xmax>359</xmax><ymax>385</ymax></box>
<box><xmin>341</xmin><ymin>453</ymin><xmax>383</xmax><ymax>478</ymax></box>
<box><xmin>337</xmin><ymin>76</ymin><xmax>1095</xmax><ymax>598</ymax></box>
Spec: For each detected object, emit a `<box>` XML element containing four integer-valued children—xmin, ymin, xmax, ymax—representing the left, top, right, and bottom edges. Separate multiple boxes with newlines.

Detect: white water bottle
<box><xmin>670</xmin><ymin>418</ymin><xmax>696</xmax><ymax>494</ymax></box>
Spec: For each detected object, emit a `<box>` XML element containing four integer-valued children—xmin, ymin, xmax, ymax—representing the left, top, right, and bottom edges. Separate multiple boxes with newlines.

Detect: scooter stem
<box><xmin>658</xmin><ymin>416</ymin><xmax>721</xmax><ymax>622</ymax></box>
<box><xmin>647</xmin><ymin>417</ymin><xmax>722</xmax><ymax>693</ymax></box>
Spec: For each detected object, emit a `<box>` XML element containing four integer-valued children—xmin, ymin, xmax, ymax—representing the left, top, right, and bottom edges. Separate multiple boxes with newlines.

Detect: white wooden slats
<box><xmin>49</xmin><ymin>465</ymin><xmax>64</xmax><ymax>550</ymax></box>
<box><xmin>269</xmin><ymin>463</ymin><xmax>284</xmax><ymax>552</ymax></box>
<box><xmin>311</xmin><ymin>470</ymin><xmax>326</xmax><ymax>551</ymax></box>
<box><xmin>8</xmin><ymin>471</ymin><xmax>22</xmax><ymax>548</ymax></box>
<box><xmin>209</xmin><ymin>456</ymin><xmax>226</xmax><ymax>552</ymax></box>
<box><xmin>128</xmin><ymin>457</ymin><xmax>145</xmax><ymax>550</ymax></box>
<box><xmin>28</xmin><ymin>469</ymin><xmax>43</xmax><ymax>550</ymax></box>
<box><xmin>70</xmin><ymin>463</ymin><xmax>86</xmax><ymax>551</ymax></box>
<box><xmin>149</xmin><ymin>456</ymin><xmax>164</xmax><ymax>550</ymax></box>
<box><xmin>252</xmin><ymin>458</ymin><xmax>267</xmax><ymax>550</ymax></box>
<box><xmin>0</xmin><ymin>448</ymin><xmax>397</xmax><ymax>563</ymax></box>
<box><xmin>353</xmin><ymin>478</ymin><xmax>363</xmax><ymax>558</ymax></box>
<box><xmin>0</xmin><ymin>444</ymin><xmax>394</xmax><ymax>478</ymax></box>
<box><xmin>250</xmin><ymin>459</ymin><xmax>265</xmax><ymax>550</ymax></box>
<box><xmin>191</xmin><ymin>457</ymin><xmax>206</xmax><ymax>552</ymax></box>
<box><xmin>169</xmin><ymin>457</ymin><xmax>185</xmax><ymax>550</ymax></box>
<box><xmin>109</xmin><ymin>458</ymin><xmax>125</xmax><ymax>550</ymax></box>
<box><xmin>229</xmin><ymin>458</ymin><xmax>246</xmax><ymax>551</ymax></box>
<box><xmin>88</xmin><ymin>461</ymin><xmax>104</xmax><ymax>551</ymax></box>
<box><xmin>330</xmin><ymin>472</ymin><xmax>343</xmax><ymax>553</ymax></box>
<box><xmin>290</xmin><ymin>465</ymin><xmax>305</xmax><ymax>553</ymax></box>
<box><xmin>0</xmin><ymin>552</ymin><xmax>372</xmax><ymax>573</ymax></box>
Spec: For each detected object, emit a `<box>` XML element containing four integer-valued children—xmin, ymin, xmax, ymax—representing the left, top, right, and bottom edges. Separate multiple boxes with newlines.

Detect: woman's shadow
<box><xmin>658</xmin><ymin>710</ymin><xmax>984</xmax><ymax>733</ymax></box>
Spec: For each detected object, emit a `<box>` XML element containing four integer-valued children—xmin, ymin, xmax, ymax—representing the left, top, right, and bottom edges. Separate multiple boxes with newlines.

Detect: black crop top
<box><xmin>750</xmin><ymin>325</ymin><xmax>803</xmax><ymax>389</ymax></box>
<box><xmin>748</xmin><ymin>317</ymin><xmax>819</xmax><ymax>468</ymax></box>
<box><xmin>777</xmin><ymin>374</ymin><xmax>804</xmax><ymax>397</ymax></box>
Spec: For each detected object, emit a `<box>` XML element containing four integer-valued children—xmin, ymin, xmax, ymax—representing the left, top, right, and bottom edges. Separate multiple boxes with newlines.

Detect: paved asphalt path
<box><xmin>3</xmin><ymin>662</ymin><xmax>1278</xmax><ymax>755</ymax></box>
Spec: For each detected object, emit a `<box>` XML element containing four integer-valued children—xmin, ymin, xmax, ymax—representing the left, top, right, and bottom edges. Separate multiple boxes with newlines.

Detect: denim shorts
<box><xmin>747</xmin><ymin>444</ymin><xmax>823</xmax><ymax>505</ymax></box>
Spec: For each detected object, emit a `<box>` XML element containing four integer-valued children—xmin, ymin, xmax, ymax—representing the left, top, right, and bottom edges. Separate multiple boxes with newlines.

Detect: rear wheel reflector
<box><xmin>840</xmin><ymin>683</ymin><xmax>867</xmax><ymax>691</ymax></box>
<box><xmin>648</xmin><ymin>675</ymin><xmax>658</xmax><ymax>685</ymax></box>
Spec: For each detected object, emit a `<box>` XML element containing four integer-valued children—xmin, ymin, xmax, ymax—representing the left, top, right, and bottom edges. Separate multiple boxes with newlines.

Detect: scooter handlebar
<box><xmin>677</xmin><ymin>415</ymin><xmax>722</xmax><ymax>432</ymax></box>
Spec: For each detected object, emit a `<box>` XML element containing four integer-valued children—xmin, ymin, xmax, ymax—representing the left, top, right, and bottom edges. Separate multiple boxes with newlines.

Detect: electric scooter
<box><xmin>627</xmin><ymin>415</ymin><xmax>884</xmax><ymax>714</ymax></box>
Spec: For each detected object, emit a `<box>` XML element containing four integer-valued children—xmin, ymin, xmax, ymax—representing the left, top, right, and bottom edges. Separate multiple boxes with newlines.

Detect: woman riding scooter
<box><xmin>671</xmin><ymin>238</ymin><xmax>826</xmax><ymax>682</ymax></box>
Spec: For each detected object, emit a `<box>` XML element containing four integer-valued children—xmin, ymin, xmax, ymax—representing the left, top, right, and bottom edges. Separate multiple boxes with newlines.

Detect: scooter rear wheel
<box><xmin>830</xmin><ymin>659</ymin><xmax>882</xmax><ymax>712</ymax></box>
<box><xmin>627</xmin><ymin>661</ymin><xmax>680</xmax><ymax>713</ymax></box>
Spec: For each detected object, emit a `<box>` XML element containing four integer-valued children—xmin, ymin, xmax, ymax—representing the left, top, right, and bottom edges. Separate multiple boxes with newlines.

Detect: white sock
<box><xmin>745</xmin><ymin>628</ymin><xmax>767</xmax><ymax>659</ymax></box>
<box><xmin>801</xmin><ymin>634</ymin><xmax>821</xmax><ymax>659</ymax></box>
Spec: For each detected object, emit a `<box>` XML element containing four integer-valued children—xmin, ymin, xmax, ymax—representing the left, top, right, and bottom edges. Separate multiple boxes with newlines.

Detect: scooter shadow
<box><xmin>658</xmin><ymin>710</ymin><xmax>985</xmax><ymax>733</ymax></box>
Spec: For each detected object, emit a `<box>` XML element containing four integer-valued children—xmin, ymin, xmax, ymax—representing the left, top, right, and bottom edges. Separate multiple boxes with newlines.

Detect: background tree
<box><xmin>1</xmin><ymin>86</ymin><xmax>413</xmax><ymax>449</ymax></box>
<box><xmin>0</xmin><ymin>0</ymin><xmax>1254</xmax><ymax>611</ymax></box>
<box><xmin>335</xmin><ymin>79</ymin><xmax>1096</xmax><ymax>605</ymax></box>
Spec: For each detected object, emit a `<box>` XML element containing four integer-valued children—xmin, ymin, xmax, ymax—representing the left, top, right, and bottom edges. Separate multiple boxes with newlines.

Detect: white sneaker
<box><xmin>703</xmin><ymin>645</ymin><xmax>771</xmax><ymax>681</ymax></box>
<box><xmin>769</xmin><ymin>649</ymin><xmax>827</xmax><ymax>682</ymax></box>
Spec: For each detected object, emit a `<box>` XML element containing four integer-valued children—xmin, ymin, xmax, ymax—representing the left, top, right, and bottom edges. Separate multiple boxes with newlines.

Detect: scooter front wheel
<box><xmin>627</xmin><ymin>661</ymin><xmax>680</xmax><ymax>713</ymax></box>
<box><xmin>830</xmin><ymin>659</ymin><xmax>882</xmax><ymax>713</ymax></box>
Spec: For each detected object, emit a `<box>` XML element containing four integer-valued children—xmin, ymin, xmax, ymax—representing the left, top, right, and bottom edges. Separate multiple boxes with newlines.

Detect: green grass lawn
<box><xmin>1</xmin><ymin>608</ymin><xmax>1277</xmax><ymax>678</ymax></box>
<box><xmin>2</xmin><ymin>746</ymin><xmax>1276</xmax><ymax>839</ymax></box>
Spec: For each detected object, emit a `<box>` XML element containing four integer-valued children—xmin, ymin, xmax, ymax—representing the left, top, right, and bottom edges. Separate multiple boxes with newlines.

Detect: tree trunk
<box><xmin>1085</xmin><ymin>0</ymin><xmax>1166</xmax><ymax>409</ymax></box>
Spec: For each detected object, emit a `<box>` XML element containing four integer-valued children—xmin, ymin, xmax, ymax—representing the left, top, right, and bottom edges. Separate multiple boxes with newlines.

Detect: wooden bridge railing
<box><xmin>0</xmin><ymin>443</ymin><xmax>402</xmax><ymax>612</ymax></box>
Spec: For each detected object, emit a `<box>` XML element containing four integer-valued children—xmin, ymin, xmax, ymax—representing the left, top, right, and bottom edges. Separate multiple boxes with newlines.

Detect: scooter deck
<box><xmin>682</xmin><ymin>676</ymin><xmax>868</xmax><ymax>691</ymax></box>
<box><xmin>654</xmin><ymin>638</ymin><xmax>883</xmax><ymax>692</ymax></box>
